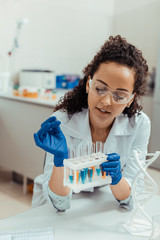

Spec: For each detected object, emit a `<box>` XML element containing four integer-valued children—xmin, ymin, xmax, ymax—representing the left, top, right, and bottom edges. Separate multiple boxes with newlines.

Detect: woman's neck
<box><xmin>90</xmin><ymin>121</ymin><xmax>113</xmax><ymax>143</ymax></box>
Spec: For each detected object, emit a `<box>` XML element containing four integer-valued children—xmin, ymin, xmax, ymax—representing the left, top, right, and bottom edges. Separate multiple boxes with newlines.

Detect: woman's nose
<box><xmin>100</xmin><ymin>92</ymin><xmax>112</xmax><ymax>105</ymax></box>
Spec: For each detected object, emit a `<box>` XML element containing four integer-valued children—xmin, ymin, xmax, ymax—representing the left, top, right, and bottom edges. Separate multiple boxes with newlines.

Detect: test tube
<box><xmin>75</xmin><ymin>144</ymin><xmax>83</xmax><ymax>184</ymax></box>
<box><xmin>87</xmin><ymin>142</ymin><xmax>95</xmax><ymax>182</ymax></box>
<box><xmin>68</xmin><ymin>147</ymin><xmax>74</xmax><ymax>184</ymax></box>
<box><xmin>69</xmin><ymin>169</ymin><xmax>74</xmax><ymax>183</ymax></box>
<box><xmin>95</xmin><ymin>141</ymin><xmax>103</xmax><ymax>153</ymax></box>
<box><xmin>80</xmin><ymin>143</ymin><xmax>89</xmax><ymax>184</ymax></box>
<box><xmin>89</xmin><ymin>142</ymin><xmax>95</xmax><ymax>156</ymax></box>
<box><xmin>76</xmin><ymin>170</ymin><xmax>80</xmax><ymax>184</ymax></box>
<box><xmin>75</xmin><ymin>144</ymin><xmax>82</xmax><ymax>158</ymax></box>
<box><xmin>92</xmin><ymin>166</ymin><xmax>95</xmax><ymax>177</ymax></box>
<box><xmin>80</xmin><ymin>169</ymin><xmax>86</xmax><ymax>184</ymax></box>
<box><xmin>101</xmin><ymin>167</ymin><xmax>106</xmax><ymax>179</ymax></box>
<box><xmin>95</xmin><ymin>141</ymin><xmax>103</xmax><ymax>176</ymax></box>
<box><xmin>88</xmin><ymin>167</ymin><xmax>93</xmax><ymax>182</ymax></box>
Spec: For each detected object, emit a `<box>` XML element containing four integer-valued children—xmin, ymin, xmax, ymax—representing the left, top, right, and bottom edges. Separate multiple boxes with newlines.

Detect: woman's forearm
<box><xmin>110</xmin><ymin>177</ymin><xmax>131</xmax><ymax>201</ymax></box>
<box><xmin>49</xmin><ymin>166</ymin><xmax>71</xmax><ymax>196</ymax></box>
<box><xmin>49</xmin><ymin>167</ymin><xmax>131</xmax><ymax>200</ymax></box>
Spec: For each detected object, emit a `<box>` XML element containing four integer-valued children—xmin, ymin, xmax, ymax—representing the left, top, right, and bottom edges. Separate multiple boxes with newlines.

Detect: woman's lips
<box><xmin>96</xmin><ymin>107</ymin><xmax>111</xmax><ymax>114</ymax></box>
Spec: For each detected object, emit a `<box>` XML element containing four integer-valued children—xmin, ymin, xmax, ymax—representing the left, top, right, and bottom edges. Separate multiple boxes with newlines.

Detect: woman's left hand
<box><xmin>101</xmin><ymin>153</ymin><xmax>122</xmax><ymax>185</ymax></box>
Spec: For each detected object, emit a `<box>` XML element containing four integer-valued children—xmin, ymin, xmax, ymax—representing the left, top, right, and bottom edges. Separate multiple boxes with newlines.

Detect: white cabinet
<box><xmin>0</xmin><ymin>95</ymin><xmax>55</xmax><ymax>180</ymax></box>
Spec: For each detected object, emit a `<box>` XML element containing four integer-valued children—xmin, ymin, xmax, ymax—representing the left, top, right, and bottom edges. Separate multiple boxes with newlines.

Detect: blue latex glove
<box><xmin>101</xmin><ymin>153</ymin><xmax>122</xmax><ymax>185</ymax></box>
<box><xmin>34</xmin><ymin>116</ymin><xmax>68</xmax><ymax>167</ymax></box>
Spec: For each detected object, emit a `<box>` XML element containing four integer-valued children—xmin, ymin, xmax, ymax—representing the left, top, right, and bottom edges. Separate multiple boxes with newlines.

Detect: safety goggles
<box><xmin>89</xmin><ymin>79</ymin><xmax>134</xmax><ymax>104</ymax></box>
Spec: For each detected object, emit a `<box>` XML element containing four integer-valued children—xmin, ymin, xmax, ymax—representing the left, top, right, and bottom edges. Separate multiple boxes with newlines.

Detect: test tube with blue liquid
<box><xmin>79</xmin><ymin>143</ymin><xmax>88</xmax><ymax>184</ymax></box>
<box><xmin>81</xmin><ymin>169</ymin><xmax>86</xmax><ymax>184</ymax></box>
<box><xmin>95</xmin><ymin>141</ymin><xmax>103</xmax><ymax>177</ymax></box>
<box><xmin>68</xmin><ymin>147</ymin><xmax>74</xmax><ymax>184</ymax></box>
<box><xmin>87</xmin><ymin>143</ymin><xmax>95</xmax><ymax>182</ymax></box>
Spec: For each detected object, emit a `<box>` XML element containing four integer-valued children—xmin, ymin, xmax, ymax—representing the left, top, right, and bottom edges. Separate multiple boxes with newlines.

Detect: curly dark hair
<box><xmin>53</xmin><ymin>35</ymin><xmax>148</xmax><ymax>118</ymax></box>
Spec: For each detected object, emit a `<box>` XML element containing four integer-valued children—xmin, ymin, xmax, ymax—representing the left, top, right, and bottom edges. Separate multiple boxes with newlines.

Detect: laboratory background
<box><xmin>0</xmin><ymin>0</ymin><xmax>160</xmax><ymax>220</ymax></box>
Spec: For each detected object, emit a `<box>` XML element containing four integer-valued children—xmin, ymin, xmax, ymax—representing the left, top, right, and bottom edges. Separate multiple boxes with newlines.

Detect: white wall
<box><xmin>1</xmin><ymin>1</ymin><xmax>160</xmax><ymax>78</ymax></box>
<box><xmin>113</xmin><ymin>0</ymin><xmax>160</xmax><ymax>69</ymax></box>
<box><xmin>114</xmin><ymin>0</ymin><xmax>160</xmax><ymax>15</ymax></box>
<box><xmin>113</xmin><ymin>0</ymin><xmax>160</xmax><ymax>154</ymax></box>
<box><xmin>0</xmin><ymin>0</ymin><xmax>114</xmax><ymax>77</ymax></box>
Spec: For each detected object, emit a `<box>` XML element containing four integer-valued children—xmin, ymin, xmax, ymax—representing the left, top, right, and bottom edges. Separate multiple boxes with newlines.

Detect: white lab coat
<box><xmin>32</xmin><ymin>108</ymin><xmax>151</xmax><ymax>209</ymax></box>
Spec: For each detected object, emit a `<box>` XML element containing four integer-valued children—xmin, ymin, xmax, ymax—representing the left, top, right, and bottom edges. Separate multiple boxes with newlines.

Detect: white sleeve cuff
<box><xmin>48</xmin><ymin>186</ymin><xmax>72</xmax><ymax>211</ymax></box>
<box><xmin>116</xmin><ymin>195</ymin><xmax>133</xmax><ymax>211</ymax></box>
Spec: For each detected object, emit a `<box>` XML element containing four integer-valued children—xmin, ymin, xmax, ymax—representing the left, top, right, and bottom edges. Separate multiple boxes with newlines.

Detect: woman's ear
<box><xmin>86</xmin><ymin>77</ymin><xmax>90</xmax><ymax>93</ymax></box>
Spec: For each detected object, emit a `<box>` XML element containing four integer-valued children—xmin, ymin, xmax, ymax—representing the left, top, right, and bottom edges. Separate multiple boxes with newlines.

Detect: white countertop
<box><xmin>0</xmin><ymin>90</ymin><xmax>67</xmax><ymax>107</ymax></box>
<box><xmin>0</xmin><ymin>187</ymin><xmax>160</xmax><ymax>239</ymax></box>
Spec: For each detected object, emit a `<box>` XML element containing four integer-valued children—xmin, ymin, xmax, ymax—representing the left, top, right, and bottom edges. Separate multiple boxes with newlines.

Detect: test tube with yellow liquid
<box><xmin>87</xmin><ymin>143</ymin><xmax>95</xmax><ymax>182</ymax></box>
<box><xmin>63</xmin><ymin>142</ymin><xmax>112</xmax><ymax>193</ymax></box>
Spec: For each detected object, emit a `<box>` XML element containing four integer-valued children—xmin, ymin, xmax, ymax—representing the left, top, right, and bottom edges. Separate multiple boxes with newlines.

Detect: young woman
<box><xmin>32</xmin><ymin>35</ymin><xmax>150</xmax><ymax>211</ymax></box>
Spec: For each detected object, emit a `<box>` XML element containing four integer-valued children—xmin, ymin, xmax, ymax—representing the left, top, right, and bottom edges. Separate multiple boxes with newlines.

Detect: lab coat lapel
<box><xmin>110</xmin><ymin>114</ymin><xmax>135</xmax><ymax>136</ymax></box>
<box><xmin>64</xmin><ymin>109</ymin><xmax>92</xmax><ymax>142</ymax></box>
<box><xmin>103</xmin><ymin>114</ymin><xmax>134</xmax><ymax>153</ymax></box>
<box><xmin>63</xmin><ymin>111</ymin><xmax>134</xmax><ymax>152</ymax></box>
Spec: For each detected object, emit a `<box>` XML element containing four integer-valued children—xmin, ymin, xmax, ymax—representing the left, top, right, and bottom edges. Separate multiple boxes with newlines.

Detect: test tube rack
<box><xmin>63</xmin><ymin>152</ymin><xmax>112</xmax><ymax>193</ymax></box>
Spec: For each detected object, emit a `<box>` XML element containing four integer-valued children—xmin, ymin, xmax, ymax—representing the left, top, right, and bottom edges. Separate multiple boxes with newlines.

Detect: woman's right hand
<box><xmin>34</xmin><ymin>116</ymin><xmax>68</xmax><ymax>167</ymax></box>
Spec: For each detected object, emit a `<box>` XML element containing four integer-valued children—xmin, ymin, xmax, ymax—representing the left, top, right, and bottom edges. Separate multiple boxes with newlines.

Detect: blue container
<box><xmin>56</xmin><ymin>75</ymin><xmax>67</xmax><ymax>89</ymax></box>
<box><xmin>56</xmin><ymin>74</ymin><xmax>80</xmax><ymax>89</ymax></box>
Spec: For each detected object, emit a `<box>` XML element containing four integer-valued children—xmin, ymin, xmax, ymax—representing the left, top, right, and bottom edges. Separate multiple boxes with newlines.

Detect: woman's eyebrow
<box><xmin>96</xmin><ymin>79</ymin><xmax>108</xmax><ymax>86</ymax></box>
<box><xmin>116</xmin><ymin>88</ymin><xmax>129</xmax><ymax>92</ymax></box>
<box><xmin>96</xmin><ymin>79</ymin><xmax>129</xmax><ymax>92</ymax></box>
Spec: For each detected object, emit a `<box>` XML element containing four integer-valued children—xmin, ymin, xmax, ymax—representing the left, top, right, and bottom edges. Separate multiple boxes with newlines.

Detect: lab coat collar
<box><xmin>64</xmin><ymin>109</ymin><xmax>134</xmax><ymax>139</ymax></box>
<box><xmin>110</xmin><ymin>114</ymin><xmax>135</xmax><ymax>136</ymax></box>
<box><xmin>65</xmin><ymin>108</ymin><xmax>92</xmax><ymax>141</ymax></box>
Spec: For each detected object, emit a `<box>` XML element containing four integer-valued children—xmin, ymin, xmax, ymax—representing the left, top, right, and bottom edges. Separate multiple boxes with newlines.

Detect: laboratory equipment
<box><xmin>0</xmin><ymin>72</ymin><xmax>10</xmax><ymax>92</ymax></box>
<box><xmin>56</xmin><ymin>74</ymin><xmax>80</xmax><ymax>89</ymax></box>
<box><xmin>9</xmin><ymin>18</ymin><xmax>29</xmax><ymax>56</ymax></box>
<box><xmin>34</xmin><ymin>116</ymin><xmax>111</xmax><ymax>193</ymax></box>
<box><xmin>123</xmin><ymin>150</ymin><xmax>160</xmax><ymax>237</ymax></box>
<box><xmin>150</xmin><ymin>215</ymin><xmax>160</xmax><ymax>239</ymax></box>
<box><xmin>8</xmin><ymin>18</ymin><xmax>29</xmax><ymax>90</ymax></box>
<box><xmin>95</xmin><ymin>141</ymin><xmax>103</xmax><ymax>176</ymax></box>
<box><xmin>63</xmin><ymin>143</ymin><xmax>112</xmax><ymax>193</ymax></box>
<box><xmin>150</xmin><ymin>215</ymin><xmax>160</xmax><ymax>240</ymax></box>
<box><xmin>19</xmin><ymin>70</ymin><xmax>56</xmax><ymax>90</ymax></box>
<box><xmin>12</xmin><ymin>84</ymin><xmax>19</xmax><ymax>96</ymax></box>
<box><xmin>18</xmin><ymin>86</ymin><xmax>38</xmax><ymax>98</ymax></box>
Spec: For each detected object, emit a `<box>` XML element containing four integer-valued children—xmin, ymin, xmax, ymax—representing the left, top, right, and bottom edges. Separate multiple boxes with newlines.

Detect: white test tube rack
<box><xmin>63</xmin><ymin>152</ymin><xmax>112</xmax><ymax>193</ymax></box>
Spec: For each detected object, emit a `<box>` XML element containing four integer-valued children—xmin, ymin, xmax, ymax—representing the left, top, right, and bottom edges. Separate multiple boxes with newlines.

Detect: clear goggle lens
<box><xmin>89</xmin><ymin>79</ymin><xmax>134</xmax><ymax>104</ymax></box>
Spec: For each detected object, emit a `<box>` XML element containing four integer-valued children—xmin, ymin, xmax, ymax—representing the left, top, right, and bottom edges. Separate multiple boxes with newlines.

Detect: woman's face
<box><xmin>86</xmin><ymin>62</ymin><xmax>135</xmax><ymax>129</ymax></box>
